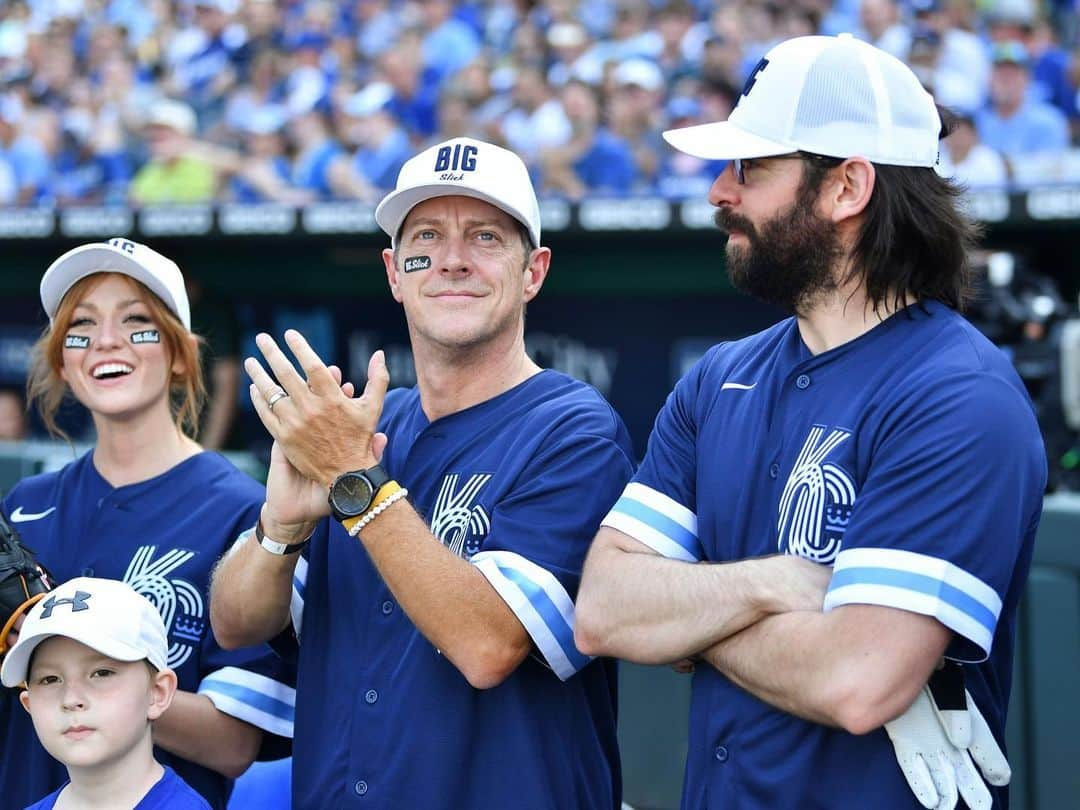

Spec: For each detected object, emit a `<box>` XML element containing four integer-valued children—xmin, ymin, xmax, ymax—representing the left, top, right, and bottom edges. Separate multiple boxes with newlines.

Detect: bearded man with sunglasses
<box><xmin>576</xmin><ymin>34</ymin><xmax>1046</xmax><ymax>810</ymax></box>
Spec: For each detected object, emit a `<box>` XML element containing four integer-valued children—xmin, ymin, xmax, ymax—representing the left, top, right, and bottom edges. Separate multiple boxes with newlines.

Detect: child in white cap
<box><xmin>2</xmin><ymin>577</ymin><xmax>209</xmax><ymax>809</ymax></box>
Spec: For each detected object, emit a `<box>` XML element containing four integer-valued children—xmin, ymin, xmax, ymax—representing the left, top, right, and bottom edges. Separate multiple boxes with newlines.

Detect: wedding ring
<box><xmin>266</xmin><ymin>389</ymin><xmax>289</xmax><ymax>411</ymax></box>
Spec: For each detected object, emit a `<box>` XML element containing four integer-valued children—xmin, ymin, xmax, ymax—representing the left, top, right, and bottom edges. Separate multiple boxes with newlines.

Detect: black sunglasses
<box><xmin>733</xmin><ymin>152</ymin><xmax>844</xmax><ymax>185</ymax></box>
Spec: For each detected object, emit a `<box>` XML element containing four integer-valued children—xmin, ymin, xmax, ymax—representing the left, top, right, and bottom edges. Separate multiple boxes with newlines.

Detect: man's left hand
<box><xmin>245</xmin><ymin>329</ymin><xmax>390</xmax><ymax>487</ymax></box>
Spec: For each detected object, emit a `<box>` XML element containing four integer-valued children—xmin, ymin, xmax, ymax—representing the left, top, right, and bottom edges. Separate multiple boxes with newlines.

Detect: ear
<box><xmin>826</xmin><ymin>158</ymin><xmax>875</xmax><ymax>225</ymax></box>
<box><xmin>171</xmin><ymin>333</ymin><xmax>198</xmax><ymax>377</ymax></box>
<box><xmin>147</xmin><ymin>667</ymin><xmax>178</xmax><ymax>721</ymax></box>
<box><xmin>522</xmin><ymin>247</ymin><xmax>551</xmax><ymax>305</ymax></box>
<box><xmin>383</xmin><ymin>248</ymin><xmax>403</xmax><ymax>304</ymax></box>
<box><xmin>18</xmin><ymin>689</ymin><xmax>31</xmax><ymax>714</ymax></box>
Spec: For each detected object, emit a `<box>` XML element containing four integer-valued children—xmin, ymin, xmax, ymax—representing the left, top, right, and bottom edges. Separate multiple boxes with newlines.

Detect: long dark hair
<box><xmin>802</xmin><ymin>106</ymin><xmax>982</xmax><ymax>314</ymax></box>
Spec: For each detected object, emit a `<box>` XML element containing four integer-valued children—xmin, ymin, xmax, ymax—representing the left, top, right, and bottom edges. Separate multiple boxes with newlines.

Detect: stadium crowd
<box><xmin>0</xmin><ymin>0</ymin><xmax>1077</xmax><ymax>207</ymax></box>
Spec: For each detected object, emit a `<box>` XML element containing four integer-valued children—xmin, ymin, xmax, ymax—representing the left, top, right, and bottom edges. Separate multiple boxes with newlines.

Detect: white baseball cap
<box><xmin>1</xmin><ymin>577</ymin><xmax>169</xmax><ymax>687</ymax></box>
<box><xmin>375</xmin><ymin>137</ymin><xmax>541</xmax><ymax>249</ymax></box>
<box><xmin>40</xmin><ymin>238</ymin><xmax>191</xmax><ymax>330</ymax></box>
<box><xmin>663</xmin><ymin>34</ymin><xmax>941</xmax><ymax>168</ymax></box>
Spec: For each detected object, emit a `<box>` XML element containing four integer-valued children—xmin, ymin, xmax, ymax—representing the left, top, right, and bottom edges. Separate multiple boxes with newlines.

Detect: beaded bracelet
<box><xmin>348</xmin><ymin>487</ymin><xmax>409</xmax><ymax>537</ymax></box>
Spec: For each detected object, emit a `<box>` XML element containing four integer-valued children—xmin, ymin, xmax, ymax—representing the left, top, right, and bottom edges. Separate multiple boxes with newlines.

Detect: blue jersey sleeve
<box><xmin>601</xmin><ymin>351</ymin><xmax>708</xmax><ymax>562</ymax></box>
<box><xmin>471</xmin><ymin>418</ymin><xmax>634</xmax><ymax>681</ymax></box>
<box><xmin>196</xmin><ymin>529</ymin><xmax>296</xmax><ymax>740</ymax></box>
<box><xmin>823</xmin><ymin>372</ymin><xmax>1046</xmax><ymax>662</ymax></box>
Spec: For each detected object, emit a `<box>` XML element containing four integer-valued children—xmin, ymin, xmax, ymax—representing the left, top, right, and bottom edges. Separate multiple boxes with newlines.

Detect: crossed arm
<box><xmin>575</xmin><ymin>527</ymin><xmax>950</xmax><ymax>734</ymax></box>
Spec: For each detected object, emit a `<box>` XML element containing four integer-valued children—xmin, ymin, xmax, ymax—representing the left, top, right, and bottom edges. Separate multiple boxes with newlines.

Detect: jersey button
<box><xmin>354</xmin><ymin>780</ymin><xmax>368</xmax><ymax>796</ymax></box>
<box><xmin>381</xmin><ymin>600</ymin><xmax>394</xmax><ymax>615</ymax></box>
<box><xmin>795</xmin><ymin>374</ymin><xmax>811</xmax><ymax>389</ymax></box>
<box><xmin>365</xmin><ymin>689</ymin><xmax>379</xmax><ymax>704</ymax></box>
<box><xmin>769</xmin><ymin>463</ymin><xmax>780</xmax><ymax>479</ymax></box>
<box><xmin>714</xmin><ymin>745</ymin><xmax>729</xmax><ymax>763</ymax></box>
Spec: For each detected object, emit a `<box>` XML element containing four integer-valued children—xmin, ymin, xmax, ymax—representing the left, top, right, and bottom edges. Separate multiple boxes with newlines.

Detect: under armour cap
<box><xmin>40</xmin><ymin>238</ymin><xmax>191</xmax><ymax>330</ymax></box>
<box><xmin>1</xmin><ymin>577</ymin><xmax>169</xmax><ymax>687</ymax></box>
<box><xmin>375</xmin><ymin>137</ymin><xmax>541</xmax><ymax>249</ymax></box>
<box><xmin>663</xmin><ymin>34</ymin><xmax>941</xmax><ymax>168</ymax></box>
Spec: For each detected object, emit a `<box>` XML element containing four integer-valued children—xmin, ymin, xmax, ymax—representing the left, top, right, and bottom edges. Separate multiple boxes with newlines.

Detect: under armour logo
<box><xmin>40</xmin><ymin>591</ymin><xmax>92</xmax><ymax>618</ymax></box>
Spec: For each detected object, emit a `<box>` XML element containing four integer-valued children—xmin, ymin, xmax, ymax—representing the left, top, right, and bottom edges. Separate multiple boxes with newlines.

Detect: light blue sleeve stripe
<box><xmin>828</xmin><ymin>567</ymin><xmax>997</xmax><ymax>637</ymax></box>
<box><xmin>494</xmin><ymin>562</ymin><xmax>592</xmax><ymax>675</ymax></box>
<box><xmin>293</xmin><ymin>575</ymin><xmax>305</xmax><ymax>601</ymax></box>
<box><xmin>612</xmin><ymin>496</ymin><xmax>701</xmax><ymax>559</ymax></box>
<box><xmin>198</xmin><ymin>677</ymin><xmax>295</xmax><ymax>724</ymax></box>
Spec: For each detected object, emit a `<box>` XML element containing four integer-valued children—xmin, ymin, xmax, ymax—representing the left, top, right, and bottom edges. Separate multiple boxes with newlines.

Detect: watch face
<box><xmin>332</xmin><ymin>473</ymin><xmax>375</xmax><ymax>516</ymax></box>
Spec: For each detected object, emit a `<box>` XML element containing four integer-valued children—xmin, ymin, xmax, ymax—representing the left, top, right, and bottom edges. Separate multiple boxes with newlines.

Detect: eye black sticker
<box><xmin>64</xmin><ymin>335</ymin><xmax>90</xmax><ymax>349</ymax></box>
<box><xmin>131</xmin><ymin>330</ymin><xmax>160</xmax><ymax>344</ymax></box>
<box><xmin>404</xmin><ymin>256</ymin><xmax>431</xmax><ymax>273</ymax></box>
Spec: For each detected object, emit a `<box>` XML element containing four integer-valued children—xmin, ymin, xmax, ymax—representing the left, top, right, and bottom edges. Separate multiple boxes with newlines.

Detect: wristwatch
<box><xmin>328</xmin><ymin>464</ymin><xmax>392</xmax><ymax>522</ymax></box>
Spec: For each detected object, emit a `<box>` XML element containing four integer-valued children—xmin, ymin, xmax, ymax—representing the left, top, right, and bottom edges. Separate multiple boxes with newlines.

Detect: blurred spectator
<box><xmin>907</xmin><ymin>25</ymin><xmax>981</xmax><ymax>115</ymax></box>
<box><xmin>167</xmin><ymin>0</ymin><xmax>244</xmax><ymax>132</ymax></box>
<box><xmin>976</xmin><ymin>41</ymin><xmax>1070</xmax><ymax>163</ymax></box>
<box><xmin>353</xmin><ymin>0</ymin><xmax>400</xmax><ymax>60</ymax></box>
<box><xmin>501</xmin><ymin>65</ymin><xmax>572</xmax><ymax>164</ymax></box>
<box><xmin>380</xmin><ymin>36</ymin><xmax>440</xmax><ymax>139</ymax></box>
<box><xmin>655</xmin><ymin>1</ymin><xmax>706</xmax><ymax>81</ymax></box>
<box><xmin>287</xmin><ymin>108</ymin><xmax>343</xmax><ymax>200</ymax></box>
<box><xmin>937</xmin><ymin>110</ymin><xmax>1009</xmax><ymax>188</ymax></box>
<box><xmin>911</xmin><ymin>0</ymin><xmax>989</xmax><ymax>107</ymax></box>
<box><xmin>541</xmin><ymin>79</ymin><xmax>635</xmax><ymax>199</ymax></box>
<box><xmin>0</xmin><ymin>386</ymin><xmax>27</xmax><ymax>441</ymax></box>
<box><xmin>283</xmin><ymin>31</ymin><xmax>331</xmax><ymax>118</ymax></box>
<box><xmin>546</xmin><ymin>22</ymin><xmax>601</xmax><ymax>86</ymax></box>
<box><xmin>228</xmin><ymin>107</ymin><xmax>309</xmax><ymax>205</ymax></box>
<box><xmin>418</xmin><ymin>0</ymin><xmax>481</xmax><ymax>84</ymax></box>
<box><xmin>655</xmin><ymin>96</ymin><xmax>725</xmax><ymax>199</ymax></box>
<box><xmin>0</xmin><ymin>96</ymin><xmax>51</xmax><ymax>205</ymax></box>
<box><xmin>858</xmin><ymin>0</ymin><xmax>909</xmax><ymax>59</ymax></box>
<box><xmin>328</xmin><ymin>82</ymin><xmax>410</xmax><ymax>201</ymax></box>
<box><xmin>609</xmin><ymin>58</ymin><xmax>666</xmax><ymax>188</ymax></box>
<box><xmin>130</xmin><ymin>98</ymin><xmax>215</xmax><ymax>204</ymax></box>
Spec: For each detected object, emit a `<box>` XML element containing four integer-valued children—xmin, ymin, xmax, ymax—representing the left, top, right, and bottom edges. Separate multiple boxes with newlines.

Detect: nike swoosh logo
<box><xmin>721</xmin><ymin>382</ymin><xmax>757</xmax><ymax>391</ymax></box>
<box><xmin>10</xmin><ymin>506</ymin><xmax>57</xmax><ymax>522</ymax></box>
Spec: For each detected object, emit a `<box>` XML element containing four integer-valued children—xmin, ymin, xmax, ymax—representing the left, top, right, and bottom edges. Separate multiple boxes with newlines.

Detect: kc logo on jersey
<box><xmin>776</xmin><ymin>426</ymin><xmax>856</xmax><ymax>564</ymax></box>
<box><xmin>122</xmin><ymin>545</ymin><xmax>205</xmax><ymax>669</ymax></box>
<box><xmin>430</xmin><ymin>473</ymin><xmax>492</xmax><ymax>559</ymax></box>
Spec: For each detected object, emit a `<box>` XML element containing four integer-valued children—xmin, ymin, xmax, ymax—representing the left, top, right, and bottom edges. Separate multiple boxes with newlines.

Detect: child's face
<box><xmin>18</xmin><ymin>636</ymin><xmax>173</xmax><ymax>772</ymax></box>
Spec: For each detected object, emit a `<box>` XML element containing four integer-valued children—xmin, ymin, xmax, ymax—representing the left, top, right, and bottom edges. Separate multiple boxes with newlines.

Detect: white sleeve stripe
<box><xmin>291</xmin><ymin>556</ymin><xmax>308</xmax><ymax>638</ymax></box>
<box><xmin>202</xmin><ymin>692</ymin><xmax>293</xmax><ymax>738</ymax></box>
<box><xmin>197</xmin><ymin>667</ymin><xmax>296</xmax><ymax>737</ymax></box>
<box><xmin>471</xmin><ymin>551</ymin><xmax>590</xmax><ymax>681</ymax></box>
<box><xmin>601</xmin><ymin>512</ymin><xmax>700</xmax><ymax>562</ymax></box>
<box><xmin>833</xmin><ymin>548</ymin><xmax>1002</xmax><ymax>613</ymax></box>
<box><xmin>622</xmin><ymin>482</ymin><xmax>698</xmax><ymax>532</ymax></box>
<box><xmin>824</xmin><ymin>583</ymin><xmax>991</xmax><ymax>662</ymax></box>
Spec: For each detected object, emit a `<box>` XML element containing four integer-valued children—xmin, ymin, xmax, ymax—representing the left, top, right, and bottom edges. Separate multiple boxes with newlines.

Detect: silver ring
<box><xmin>266</xmin><ymin>389</ymin><xmax>289</xmax><ymax>411</ymax></box>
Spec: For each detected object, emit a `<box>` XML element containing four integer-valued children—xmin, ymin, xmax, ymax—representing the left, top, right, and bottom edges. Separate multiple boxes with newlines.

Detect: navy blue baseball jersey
<box><xmin>24</xmin><ymin>765</ymin><xmax>211</xmax><ymax>810</ymax></box>
<box><xmin>282</xmin><ymin>370</ymin><xmax>634</xmax><ymax>809</ymax></box>
<box><xmin>602</xmin><ymin>301</ymin><xmax>1046</xmax><ymax>809</ymax></box>
<box><xmin>2</xmin><ymin>452</ymin><xmax>295</xmax><ymax>810</ymax></box>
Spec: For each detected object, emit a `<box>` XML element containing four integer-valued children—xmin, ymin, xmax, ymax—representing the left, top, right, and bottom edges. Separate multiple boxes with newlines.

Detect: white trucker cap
<box><xmin>40</xmin><ymin>238</ymin><xmax>191</xmax><ymax>330</ymax></box>
<box><xmin>663</xmin><ymin>33</ymin><xmax>941</xmax><ymax>167</ymax></box>
<box><xmin>2</xmin><ymin>577</ymin><xmax>169</xmax><ymax>687</ymax></box>
<box><xmin>375</xmin><ymin>137</ymin><xmax>542</xmax><ymax>249</ymax></box>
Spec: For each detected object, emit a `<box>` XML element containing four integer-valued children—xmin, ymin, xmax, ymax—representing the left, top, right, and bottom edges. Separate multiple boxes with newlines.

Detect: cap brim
<box><xmin>0</xmin><ymin>630</ymin><xmax>149</xmax><ymax>687</ymax></box>
<box><xmin>40</xmin><ymin>244</ymin><xmax>189</xmax><ymax>330</ymax></box>
<box><xmin>662</xmin><ymin>121</ymin><xmax>795</xmax><ymax>161</ymax></box>
<box><xmin>375</xmin><ymin>184</ymin><xmax>539</xmax><ymax>248</ymax></box>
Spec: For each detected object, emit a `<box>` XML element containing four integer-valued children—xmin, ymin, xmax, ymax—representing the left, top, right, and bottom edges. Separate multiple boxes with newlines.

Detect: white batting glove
<box><xmin>885</xmin><ymin>666</ymin><xmax>1010</xmax><ymax>810</ymax></box>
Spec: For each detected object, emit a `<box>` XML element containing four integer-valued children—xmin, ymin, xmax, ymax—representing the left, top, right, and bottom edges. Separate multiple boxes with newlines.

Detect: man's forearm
<box><xmin>575</xmin><ymin>530</ymin><xmax>827</xmax><ymax>664</ymax></box>
<box><xmin>700</xmin><ymin>605</ymin><xmax>951</xmax><ymax>734</ymax></box>
<box><xmin>209</xmin><ymin>516</ymin><xmax>303</xmax><ymax>649</ymax></box>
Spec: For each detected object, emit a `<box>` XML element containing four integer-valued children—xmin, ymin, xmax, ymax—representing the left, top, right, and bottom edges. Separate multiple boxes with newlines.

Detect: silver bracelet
<box><xmin>348</xmin><ymin>488</ymin><xmax>409</xmax><ymax>537</ymax></box>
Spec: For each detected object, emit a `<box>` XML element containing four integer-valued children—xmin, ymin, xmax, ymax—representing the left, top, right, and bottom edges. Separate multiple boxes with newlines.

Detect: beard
<box><xmin>714</xmin><ymin>185</ymin><xmax>843</xmax><ymax>315</ymax></box>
